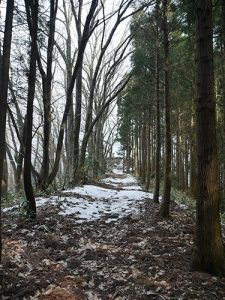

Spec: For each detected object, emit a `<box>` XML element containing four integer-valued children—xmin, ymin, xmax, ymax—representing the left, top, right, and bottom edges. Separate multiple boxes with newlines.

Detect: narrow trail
<box><xmin>2</xmin><ymin>169</ymin><xmax>225</xmax><ymax>299</ymax></box>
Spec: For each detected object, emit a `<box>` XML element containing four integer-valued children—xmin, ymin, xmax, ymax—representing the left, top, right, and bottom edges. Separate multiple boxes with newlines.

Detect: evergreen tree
<box><xmin>190</xmin><ymin>0</ymin><xmax>225</xmax><ymax>276</ymax></box>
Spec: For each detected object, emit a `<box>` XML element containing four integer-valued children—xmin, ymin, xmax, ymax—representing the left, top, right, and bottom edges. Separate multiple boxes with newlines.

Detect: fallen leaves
<box><xmin>34</xmin><ymin>284</ymin><xmax>86</xmax><ymax>300</ymax></box>
<box><xmin>1</xmin><ymin>171</ymin><xmax>225</xmax><ymax>299</ymax></box>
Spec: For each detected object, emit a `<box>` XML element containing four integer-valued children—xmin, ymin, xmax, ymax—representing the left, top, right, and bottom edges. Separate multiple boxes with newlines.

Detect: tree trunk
<box><xmin>126</xmin><ymin>136</ymin><xmax>131</xmax><ymax>173</ymax></box>
<box><xmin>39</xmin><ymin>0</ymin><xmax>58</xmax><ymax>189</ymax></box>
<box><xmin>221</xmin><ymin>0</ymin><xmax>225</xmax><ymax>200</ymax></box>
<box><xmin>0</xmin><ymin>0</ymin><xmax>14</xmax><ymax>262</ymax></box>
<box><xmin>184</xmin><ymin>138</ymin><xmax>189</xmax><ymax>190</ymax></box>
<box><xmin>138</xmin><ymin>123</ymin><xmax>142</xmax><ymax>176</ymax></box>
<box><xmin>141</xmin><ymin>119</ymin><xmax>147</xmax><ymax>183</ymax></box>
<box><xmin>65</xmin><ymin>41</ymin><xmax>73</xmax><ymax>182</ymax></box>
<box><xmin>145</xmin><ymin>110</ymin><xmax>151</xmax><ymax>191</ymax></box>
<box><xmin>178</xmin><ymin>116</ymin><xmax>185</xmax><ymax>190</ymax></box>
<box><xmin>2</xmin><ymin>155</ymin><xmax>8</xmax><ymax>197</ymax></box>
<box><xmin>190</xmin><ymin>102</ymin><xmax>197</xmax><ymax>198</ymax></box>
<box><xmin>159</xmin><ymin>0</ymin><xmax>171</xmax><ymax>218</ymax></box>
<box><xmin>62</xmin><ymin>0</ymin><xmax>73</xmax><ymax>182</ymax></box>
<box><xmin>73</xmin><ymin>0</ymin><xmax>83</xmax><ymax>179</ymax></box>
<box><xmin>134</xmin><ymin>124</ymin><xmax>139</xmax><ymax>177</ymax></box>
<box><xmin>23</xmin><ymin>0</ymin><xmax>38</xmax><ymax>219</ymax></box>
<box><xmin>73</xmin><ymin>65</ymin><xmax>82</xmax><ymax>175</ymax></box>
<box><xmin>153</xmin><ymin>1</ymin><xmax>161</xmax><ymax>202</ymax></box>
<box><xmin>190</xmin><ymin>0</ymin><xmax>225</xmax><ymax>276</ymax></box>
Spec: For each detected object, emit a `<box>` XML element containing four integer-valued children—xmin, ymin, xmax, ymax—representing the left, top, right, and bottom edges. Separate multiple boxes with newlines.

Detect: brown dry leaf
<box><xmin>40</xmin><ymin>285</ymin><xmax>86</xmax><ymax>300</ymax></box>
<box><xmin>157</xmin><ymin>280</ymin><xmax>171</xmax><ymax>289</ymax></box>
<box><xmin>136</xmin><ymin>275</ymin><xmax>171</xmax><ymax>290</ymax></box>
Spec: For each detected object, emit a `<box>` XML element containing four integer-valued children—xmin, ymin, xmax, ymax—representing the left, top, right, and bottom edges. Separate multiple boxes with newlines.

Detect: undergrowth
<box><xmin>170</xmin><ymin>188</ymin><xmax>196</xmax><ymax>215</ymax></box>
<box><xmin>2</xmin><ymin>190</ymin><xmax>22</xmax><ymax>209</ymax></box>
<box><xmin>146</xmin><ymin>178</ymin><xmax>225</xmax><ymax>223</ymax></box>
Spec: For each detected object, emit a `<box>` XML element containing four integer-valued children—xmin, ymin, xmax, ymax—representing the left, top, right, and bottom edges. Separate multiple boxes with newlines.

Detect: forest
<box><xmin>1</xmin><ymin>0</ymin><xmax>225</xmax><ymax>299</ymax></box>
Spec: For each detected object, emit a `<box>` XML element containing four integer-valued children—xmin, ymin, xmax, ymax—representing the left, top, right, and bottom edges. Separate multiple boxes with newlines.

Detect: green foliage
<box><xmin>170</xmin><ymin>188</ymin><xmax>196</xmax><ymax>214</ymax></box>
<box><xmin>117</xmin><ymin>10</ymin><xmax>160</xmax><ymax>150</ymax></box>
<box><xmin>171</xmin><ymin>188</ymin><xmax>225</xmax><ymax>224</ymax></box>
<box><xmin>221</xmin><ymin>212</ymin><xmax>225</xmax><ymax>224</ymax></box>
<box><xmin>37</xmin><ymin>185</ymin><xmax>56</xmax><ymax>196</ymax></box>
<box><xmin>18</xmin><ymin>196</ymin><xmax>30</xmax><ymax>211</ymax></box>
<box><xmin>2</xmin><ymin>191</ymin><xmax>33</xmax><ymax>216</ymax></box>
<box><xmin>2</xmin><ymin>190</ymin><xmax>27</xmax><ymax>210</ymax></box>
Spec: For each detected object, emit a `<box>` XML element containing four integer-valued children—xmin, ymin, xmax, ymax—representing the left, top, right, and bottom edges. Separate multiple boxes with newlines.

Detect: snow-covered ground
<box><xmin>101</xmin><ymin>172</ymin><xmax>142</xmax><ymax>190</ymax></box>
<box><xmin>3</xmin><ymin>169</ymin><xmax>153</xmax><ymax>223</ymax></box>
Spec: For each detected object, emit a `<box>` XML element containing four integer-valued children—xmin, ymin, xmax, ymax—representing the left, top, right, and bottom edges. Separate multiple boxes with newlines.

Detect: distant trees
<box><xmin>118</xmin><ymin>9</ymin><xmax>161</xmax><ymax>184</ymax></box>
<box><xmin>42</xmin><ymin>0</ymin><xmax>99</xmax><ymax>187</ymax></box>
<box><xmin>75</xmin><ymin>0</ymin><xmax>147</xmax><ymax>183</ymax></box>
<box><xmin>0</xmin><ymin>1</ymin><xmax>142</xmax><ymax>217</ymax></box>
<box><xmin>117</xmin><ymin>0</ymin><xmax>225</xmax><ymax>276</ymax></box>
<box><xmin>118</xmin><ymin>5</ymin><xmax>165</xmax><ymax>197</ymax></box>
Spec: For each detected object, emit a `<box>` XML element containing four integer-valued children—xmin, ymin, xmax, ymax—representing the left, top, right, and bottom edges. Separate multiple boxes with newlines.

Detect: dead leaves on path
<box><xmin>33</xmin><ymin>284</ymin><xmax>86</xmax><ymax>300</ymax></box>
<box><xmin>1</xmin><ymin>200</ymin><xmax>225</xmax><ymax>299</ymax></box>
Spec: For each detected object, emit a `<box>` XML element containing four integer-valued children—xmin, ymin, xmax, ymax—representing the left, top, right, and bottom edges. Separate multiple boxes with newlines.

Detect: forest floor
<box><xmin>1</xmin><ymin>168</ymin><xmax>225</xmax><ymax>300</ymax></box>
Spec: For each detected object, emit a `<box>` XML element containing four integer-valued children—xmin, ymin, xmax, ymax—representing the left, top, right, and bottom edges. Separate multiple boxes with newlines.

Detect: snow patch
<box><xmin>62</xmin><ymin>185</ymin><xmax>117</xmax><ymax>199</ymax></box>
<box><xmin>112</xmin><ymin>167</ymin><xmax>124</xmax><ymax>175</ymax></box>
<box><xmin>57</xmin><ymin>184</ymin><xmax>152</xmax><ymax>222</ymax></box>
<box><xmin>101</xmin><ymin>174</ymin><xmax>139</xmax><ymax>186</ymax></box>
<box><xmin>2</xmin><ymin>205</ymin><xmax>19</xmax><ymax>212</ymax></box>
<box><xmin>3</xmin><ymin>169</ymin><xmax>153</xmax><ymax>223</ymax></box>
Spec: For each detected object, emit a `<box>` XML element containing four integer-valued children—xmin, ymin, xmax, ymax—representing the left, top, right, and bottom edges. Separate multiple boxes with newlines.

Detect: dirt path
<box><xmin>1</xmin><ymin>170</ymin><xmax>225</xmax><ymax>299</ymax></box>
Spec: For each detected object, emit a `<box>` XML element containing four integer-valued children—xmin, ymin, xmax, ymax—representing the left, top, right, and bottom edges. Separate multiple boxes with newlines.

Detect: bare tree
<box><xmin>0</xmin><ymin>0</ymin><xmax>14</xmax><ymax>261</ymax></box>
<box><xmin>70</xmin><ymin>0</ymin><xmax>84</xmax><ymax>179</ymax></box>
<box><xmin>48</xmin><ymin>0</ymin><xmax>99</xmax><ymax>184</ymax></box>
<box><xmin>23</xmin><ymin>0</ymin><xmax>39</xmax><ymax>218</ymax></box>
<box><xmin>76</xmin><ymin>0</ymin><xmax>148</xmax><ymax>182</ymax></box>
<box><xmin>37</xmin><ymin>0</ymin><xmax>59</xmax><ymax>189</ymax></box>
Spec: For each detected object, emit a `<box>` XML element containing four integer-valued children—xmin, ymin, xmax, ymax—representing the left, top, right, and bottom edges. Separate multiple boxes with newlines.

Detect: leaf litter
<box><xmin>1</xmin><ymin>168</ymin><xmax>225</xmax><ymax>299</ymax></box>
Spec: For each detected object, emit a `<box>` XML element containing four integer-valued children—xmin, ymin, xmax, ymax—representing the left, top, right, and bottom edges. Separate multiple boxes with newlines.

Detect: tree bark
<box><xmin>221</xmin><ymin>0</ymin><xmax>225</xmax><ymax>199</ymax></box>
<box><xmin>141</xmin><ymin>118</ymin><xmax>147</xmax><ymax>183</ymax></box>
<box><xmin>61</xmin><ymin>0</ymin><xmax>73</xmax><ymax>182</ymax></box>
<box><xmin>134</xmin><ymin>124</ymin><xmax>139</xmax><ymax>177</ymax></box>
<box><xmin>184</xmin><ymin>138</ymin><xmax>189</xmax><ymax>190</ymax></box>
<box><xmin>23</xmin><ymin>0</ymin><xmax>38</xmax><ymax>219</ymax></box>
<box><xmin>153</xmin><ymin>0</ymin><xmax>161</xmax><ymax>202</ymax></box>
<box><xmin>190</xmin><ymin>0</ymin><xmax>225</xmax><ymax>276</ymax></box>
<box><xmin>40</xmin><ymin>0</ymin><xmax>58</xmax><ymax>189</ymax></box>
<box><xmin>159</xmin><ymin>0</ymin><xmax>171</xmax><ymax>218</ymax></box>
<box><xmin>72</xmin><ymin>0</ymin><xmax>83</xmax><ymax>179</ymax></box>
<box><xmin>190</xmin><ymin>100</ymin><xmax>197</xmax><ymax>198</ymax></box>
<box><xmin>145</xmin><ymin>110</ymin><xmax>151</xmax><ymax>191</ymax></box>
<box><xmin>126</xmin><ymin>136</ymin><xmax>131</xmax><ymax>173</ymax></box>
<box><xmin>0</xmin><ymin>0</ymin><xmax>14</xmax><ymax>262</ymax></box>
